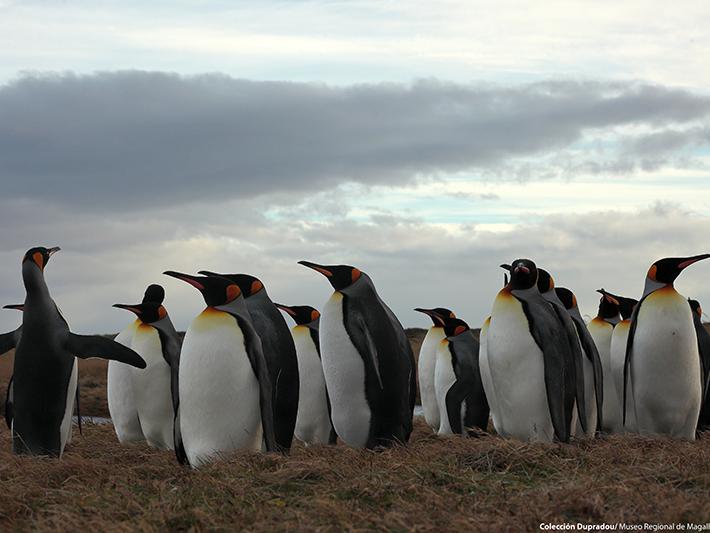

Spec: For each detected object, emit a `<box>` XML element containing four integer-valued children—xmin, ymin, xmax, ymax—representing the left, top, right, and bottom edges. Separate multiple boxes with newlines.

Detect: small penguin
<box><xmin>1</xmin><ymin>304</ymin><xmax>24</xmax><ymax>430</ymax></box>
<box><xmin>12</xmin><ymin>246</ymin><xmax>145</xmax><ymax>457</ymax></box>
<box><xmin>413</xmin><ymin>307</ymin><xmax>456</xmax><ymax>432</ymax></box>
<box><xmin>163</xmin><ymin>271</ymin><xmax>276</xmax><ymax>466</ymax></box>
<box><xmin>688</xmin><ymin>299</ymin><xmax>710</xmax><ymax>432</ymax></box>
<box><xmin>555</xmin><ymin>286</ymin><xmax>604</xmax><ymax>436</ymax></box>
<box><xmin>107</xmin><ymin>284</ymin><xmax>166</xmax><ymax>445</ymax></box>
<box><xmin>434</xmin><ymin>318</ymin><xmax>489</xmax><ymax>436</ymax></box>
<box><xmin>298</xmin><ymin>261</ymin><xmax>415</xmax><ymax>448</ymax></box>
<box><xmin>587</xmin><ymin>293</ymin><xmax>622</xmax><ymax>433</ymax></box>
<box><xmin>624</xmin><ymin>254</ymin><xmax>709</xmax><ymax>439</ymax></box>
<box><xmin>199</xmin><ymin>271</ymin><xmax>299</xmax><ymax>453</ymax></box>
<box><xmin>484</xmin><ymin>259</ymin><xmax>574</xmax><ymax>442</ymax></box>
<box><xmin>275</xmin><ymin>303</ymin><xmax>336</xmax><ymax>446</ymax></box>
<box><xmin>112</xmin><ymin>285</ymin><xmax>186</xmax><ymax>463</ymax></box>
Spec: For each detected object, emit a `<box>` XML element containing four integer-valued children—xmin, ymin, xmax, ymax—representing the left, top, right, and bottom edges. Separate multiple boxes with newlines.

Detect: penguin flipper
<box><xmin>64</xmin><ymin>334</ymin><xmax>147</xmax><ymax>368</ymax></box>
<box><xmin>4</xmin><ymin>375</ymin><xmax>14</xmax><ymax>430</ymax></box>
<box><xmin>573</xmin><ymin>318</ymin><xmax>604</xmax><ymax>433</ymax></box>
<box><xmin>0</xmin><ymin>328</ymin><xmax>20</xmax><ymax>355</ymax></box>
<box><xmin>622</xmin><ymin>298</ymin><xmax>645</xmax><ymax>426</ymax></box>
<box><xmin>173</xmin><ymin>407</ymin><xmax>188</xmax><ymax>465</ymax></box>
<box><xmin>512</xmin><ymin>293</ymin><xmax>570</xmax><ymax>442</ymax></box>
<box><xmin>445</xmin><ymin>380</ymin><xmax>469</xmax><ymax>435</ymax></box>
<box><xmin>236</xmin><ymin>316</ymin><xmax>278</xmax><ymax>453</ymax></box>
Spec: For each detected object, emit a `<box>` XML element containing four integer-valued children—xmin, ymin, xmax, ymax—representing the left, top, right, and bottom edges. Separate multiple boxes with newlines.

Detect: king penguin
<box><xmin>688</xmin><ymin>299</ymin><xmax>710</xmax><ymax>432</ymax></box>
<box><xmin>12</xmin><ymin>246</ymin><xmax>145</xmax><ymax>457</ymax></box>
<box><xmin>107</xmin><ymin>284</ymin><xmax>165</xmax><ymax>445</ymax></box>
<box><xmin>624</xmin><ymin>255</ymin><xmax>710</xmax><ymax>439</ymax></box>
<box><xmin>435</xmin><ymin>318</ymin><xmax>489</xmax><ymax>436</ymax></box>
<box><xmin>1</xmin><ymin>304</ymin><xmax>24</xmax><ymax>430</ymax></box>
<box><xmin>298</xmin><ymin>261</ymin><xmax>415</xmax><ymax>448</ymax></box>
<box><xmin>112</xmin><ymin>285</ymin><xmax>186</xmax><ymax>463</ymax></box>
<box><xmin>413</xmin><ymin>307</ymin><xmax>456</xmax><ymax>432</ymax></box>
<box><xmin>198</xmin><ymin>271</ymin><xmax>299</xmax><ymax>454</ymax></box>
<box><xmin>555</xmin><ymin>286</ymin><xmax>604</xmax><ymax>436</ymax></box>
<box><xmin>587</xmin><ymin>292</ymin><xmax>622</xmax><ymax>433</ymax></box>
<box><xmin>275</xmin><ymin>303</ymin><xmax>336</xmax><ymax>446</ymax></box>
<box><xmin>163</xmin><ymin>271</ymin><xmax>276</xmax><ymax>466</ymax></box>
<box><xmin>485</xmin><ymin>259</ymin><xmax>574</xmax><ymax>442</ymax></box>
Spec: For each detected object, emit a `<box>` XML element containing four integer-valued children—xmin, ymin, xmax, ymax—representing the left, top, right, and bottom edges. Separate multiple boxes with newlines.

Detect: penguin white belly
<box><xmin>478</xmin><ymin>317</ymin><xmax>501</xmax><ymax>432</ymax></box>
<box><xmin>179</xmin><ymin>309</ymin><xmax>262</xmax><ymax>466</ymax></box>
<box><xmin>631</xmin><ymin>288</ymin><xmax>702</xmax><ymax>439</ymax></box>
<box><xmin>131</xmin><ymin>324</ymin><xmax>174</xmax><ymax>450</ymax></box>
<box><xmin>434</xmin><ymin>341</ymin><xmax>458</xmax><ymax>435</ymax></box>
<box><xmin>418</xmin><ymin>326</ymin><xmax>444</xmax><ymax>431</ymax></box>
<box><xmin>589</xmin><ymin>320</ymin><xmax>621</xmax><ymax>433</ymax></box>
<box><xmin>487</xmin><ymin>292</ymin><xmax>553</xmax><ymax>442</ymax></box>
<box><xmin>108</xmin><ymin>321</ymin><xmax>145</xmax><ymax>443</ymax></box>
<box><xmin>610</xmin><ymin>322</ymin><xmax>637</xmax><ymax>432</ymax></box>
<box><xmin>292</xmin><ymin>326</ymin><xmax>331</xmax><ymax>445</ymax></box>
<box><xmin>59</xmin><ymin>358</ymin><xmax>78</xmax><ymax>456</ymax></box>
<box><xmin>320</xmin><ymin>292</ymin><xmax>371</xmax><ymax>448</ymax></box>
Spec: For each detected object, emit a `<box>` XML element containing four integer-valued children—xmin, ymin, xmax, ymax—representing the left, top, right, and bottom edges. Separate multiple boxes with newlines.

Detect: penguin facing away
<box><xmin>486</xmin><ymin>259</ymin><xmax>572</xmax><ymax>442</ymax></box>
<box><xmin>0</xmin><ymin>304</ymin><xmax>24</xmax><ymax>430</ymax></box>
<box><xmin>413</xmin><ymin>307</ymin><xmax>456</xmax><ymax>432</ymax></box>
<box><xmin>112</xmin><ymin>285</ymin><xmax>186</xmax><ymax>463</ymax></box>
<box><xmin>275</xmin><ymin>303</ymin><xmax>336</xmax><ymax>446</ymax></box>
<box><xmin>163</xmin><ymin>271</ymin><xmax>276</xmax><ymax>466</ymax></box>
<box><xmin>198</xmin><ymin>271</ymin><xmax>299</xmax><ymax>454</ymax></box>
<box><xmin>587</xmin><ymin>293</ymin><xmax>622</xmax><ymax>433</ymax></box>
<box><xmin>624</xmin><ymin>254</ymin><xmax>710</xmax><ymax>439</ymax></box>
<box><xmin>435</xmin><ymin>318</ymin><xmax>489</xmax><ymax>436</ymax></box>
<box><xmin>688</xmin><ymin>299</ymin><xmax>710</xmax><ymax>432</ymax></box>
<box><xmin>555</xmin><ymin>286</ymin><xmax>604</xmax><ymax>436</ymax></box>
<box><xmin>298</xmin><ymin>261</ymin><xmax>415</xmax><ymax>449</ymax></box>
<box><xmin>13</xmin><ymin>246</ymin><xmax>146</xmax><ymax>457</ymax></box>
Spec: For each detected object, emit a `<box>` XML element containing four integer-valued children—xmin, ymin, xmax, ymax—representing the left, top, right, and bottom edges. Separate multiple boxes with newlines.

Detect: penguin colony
<box><xmin>0</xmin><ymin>247</ymin><xmax>709</xmax><ymax>466</ymax></box>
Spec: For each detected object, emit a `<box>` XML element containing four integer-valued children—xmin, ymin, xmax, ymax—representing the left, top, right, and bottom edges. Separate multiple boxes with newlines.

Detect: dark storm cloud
<box><xmin>1</xmin><ymin>72</ymin><xmax>710</xmax><ymax>210</ymax></box>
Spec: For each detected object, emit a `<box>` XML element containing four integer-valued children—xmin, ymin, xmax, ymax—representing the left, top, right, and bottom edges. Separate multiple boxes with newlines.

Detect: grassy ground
<box><xmin>0</xmin><ymin>331</ymin><xmax>709</xmax><ymax>531</ymax></box>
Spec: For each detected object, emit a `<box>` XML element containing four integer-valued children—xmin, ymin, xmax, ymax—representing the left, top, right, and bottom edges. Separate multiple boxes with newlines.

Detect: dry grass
<box><xmin>0</xmin><ymin>329</ymin><xmax>708</xmax><ymax>531</ymax></box>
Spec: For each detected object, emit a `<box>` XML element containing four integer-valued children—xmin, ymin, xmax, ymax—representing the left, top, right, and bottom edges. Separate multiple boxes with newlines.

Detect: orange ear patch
<box><xmin>449</xmin><ymin>312</ymin><xmax>456</xmax><ymax>319</ymax></box>
<box><xmin>572</xmin><ymin>295</ymin><xmax>578</xmax><ymax>308</ymax></box>
<box><xmin>311</xmin><ymin>310</ymin><xmax>320</xmax><ymax>321</ymax></box>
<box><xmin>454</xmin><ymin>325</ymin><xmax>467</xmax><ymax>336</ymax></box>
<box><xmin>548</xmin><ymin>276</ymin><xmax>555</xmax><ymax>291</ymax></box>
<box><xmin>226</xmin><ymin>284</ymin><xmax>241</xmax><ymax>302</ymax></box>
<box><xmin>33</xmin><ymin>252</ymin><xmax>44</xmax><ymax>270</ymax></box>
<box><xmin>158</xmin><ymin>306</ymin><xmax>167</xmax><ymax>320</ymax></box>
<box><xmin>648</xmin><ymin>264</ymin><xmax>657</xmax><ymax>281</ymax></box>
<box><xmin>251</xmin><ymin>280</ymin><xmax>263</xmax><ymax>294</ymax></box>
<box><xmin>351</xmin><ymin>268</ymin><xmax>361</xmax><ymax>283</ymax></box>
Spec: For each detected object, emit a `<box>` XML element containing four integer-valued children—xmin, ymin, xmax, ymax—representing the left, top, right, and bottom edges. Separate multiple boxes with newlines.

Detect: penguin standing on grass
<box><xmin>199</xmin><ymin>271</ymin><xmax>299</xmax><ymax>453</ymax></box>
<box><xmin>11</xmin><ymin>246</ymin><xmax>146</xmax><ymax>457</ymax></box>
<box><xmin>624</xmin><ymin>255</ymin><xmax>710</xmax><ymax>439</ymax></box>
<box><xmin>434</xmin><ymin>318</ymin><xmax>489</xmax><ymax>436</ymax></box>
<box><xmin>298</xmin><ymin>261</ymin><xmax>415</xmax><ymax>449</ymax></box>
<box><xmin>413</xmin><ymin>307</ymin><xmax>456</xmax><ymax>432</ymax></box>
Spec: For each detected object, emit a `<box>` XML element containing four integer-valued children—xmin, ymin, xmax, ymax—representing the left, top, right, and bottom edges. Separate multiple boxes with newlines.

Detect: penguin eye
<box><xmin>32</xmin><ymin>252</ymin><xmax>44</xmax><ymax>270</ymax></box>
<box><xmin>648</xmin><ymin>264</ymin><xmax>657</xmax><ymax>281</ymax></box>
<box><xmin>351</xmin><ymin>268</ymin><xmax>361</xmax><ymax>283</ymax></box>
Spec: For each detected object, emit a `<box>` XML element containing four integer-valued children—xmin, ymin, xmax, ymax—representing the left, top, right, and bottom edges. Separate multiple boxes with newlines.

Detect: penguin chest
<box><xmin>320</xmin><ymin>292</ymin><xmax>371</xmax><ymax>448</ymax></box>
<box><xmin>419</xmin><ymin>327</ymin><xmax>445</xmax><ymax>430</ymax></box>
<box><xmin>631</xmin><ymin>289</ymin><xmax>702</xmax><ymax>432</ymax></box>
<box><xmin>108</xmin><ymin>321</ymin><xmax>144</xmax><ymax>443</ymax></box>
<box><xmin>487</xmin><ymin>292</ymin><xmax>552</xmax><ymax>441</ymax></box>
<box><xmin>588</xmin><ymin>320</ymin><xmax>620</xmax><ymax>431</ymax></box>
<box><xmin>130</xmin><ymin>325</ymin><xmax>173</xmax><ymax>449</ymax></box>
<box><xmin>179</xmin><ymin>309</ymin><xmax>262</xmax><ymax>464</ymax></box>
<box><xmin>434</xmin><ymin>341</ymin><xmax>458</xmax><ymax>435</ymax></box>
<box><xmin>292</xmin><ymin>327</ymin><xmax>331</xmax><ymax>444</ymax></box>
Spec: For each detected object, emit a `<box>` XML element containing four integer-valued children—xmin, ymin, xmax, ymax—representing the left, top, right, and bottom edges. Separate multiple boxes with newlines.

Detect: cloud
<box><xmin>1</xmin><ymin>72</ymin><xmax>710</xmax><ymax>212</ymax></box>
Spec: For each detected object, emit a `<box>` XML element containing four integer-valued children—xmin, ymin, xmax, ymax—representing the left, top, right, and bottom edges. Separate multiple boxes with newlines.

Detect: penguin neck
<box><xmin>22</xmin><ymin>261</ymin><xmax>50</xmax><ymax>299</ymax></box>
<box><xmin>603</xmin><ymin>315</ymin><xmax>621</xmax><ymax>326</ymax></box>
<box><xmin>213</xmin><ymin>297</ymin><xmax>250</xmax><ymax>320</ymax></box>
<box><xmin>150</xmin><ymin>315</ymin><xmax>178</xmax><ymax>337</ymax></box>
<box><xmin>642</xmin><ymin>278</ymin><xmax>670</xmax><ymax>299</ymax></box>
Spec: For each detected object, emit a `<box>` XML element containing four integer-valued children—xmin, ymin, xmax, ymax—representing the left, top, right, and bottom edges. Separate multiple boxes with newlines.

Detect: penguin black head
<box><xmin>536</xmin><ymin>268</ymin><xmax>555</xmax><ymax>295</ymax></box>
<box><xmin>554</xmin><ymin>287</ymin><xmax>577</xmax><ymax>310</ymax></box>
<box><xmin>275</xmin><ymin>304</ymin><xmax>320</xmax><ymax>326</ymax></box>
<box><xmin>142</xmin><ymin>284</ymin><xmax>165</xmax><ymax>305</ymax></box>
<box><xmin>198</xmin><ymin>272</ymin><xmax>265</xmax><ymax>297</ymax></box>
<box><xmin>502</xmin><ymin>259</ymin><xmax>538</xmax><ymax>290</ymax></box>
<box><xmin>163</xmin><ymin>271</ymin><xmax>241</xmax><ymax>307</ymax></box>
<box><xmin>2</xmin><ymin>304</ymin><xmax>24</xmax><ymax>312</ymax></box>
<box><xmin>298</xmin><ymin>261</ymin><xmax>362</xmax><ymax>291</ymax></box>
<box><xmin>442</xmin><ymin>318</ymin><xmax>470</xmax><ymax>339</ymax></box>
<box><xmin>688</xmin><ymin>299</ymin><xmax>702</xmax><ymax>319</ymax></box>
<box><xmin>597</xmin><ymin>289</ymin><xmax>637</xmax><ymax>320</ymax></box>
<box><xmin>413</xmin><ymin>307</ymin><xmax>456</xmax><ymax>327</ymax></box>
<box><xmin>22</xmin><ymin>246</ymin><xmax>60</xmax><ymax>271</ymax></box>
<box><xmin>113</xmin><ymin>301</ymin><xmax>167</xmax><ymax>324</ymax></box>
<box><xmin>646</xmin><ymin>254</ymin><xmax>710</xmax><ymax>285</ymax></box>
<box><xmin>596</xmin><ymin>292</ymin><xmax>620</xmax><ymax>320</ymax></box>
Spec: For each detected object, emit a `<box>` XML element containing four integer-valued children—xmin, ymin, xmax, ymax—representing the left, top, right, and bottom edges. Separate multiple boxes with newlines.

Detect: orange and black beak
<box><xmin>112</xmin><ymin>303</ymin><xmax>145</xmax><ymax>316</ymax></box>
<box><xmin>163</xmin><ymin>271</ymin><xmax>206</xmax><ymax>291</ymax></box>
<box><xmin>414</xmin><ymin>307</ymin><xmax>448</xmax><ymax>327</ymax></box>
<box><xmin>2</xmin><ymin>304</ymin><xmax>24</xmax><ymax>312</ymax></box>
<box><xmin>596</xmin><ymin>289</ymin><xmax>620</xmax><ymax>306</ymax></box>
<box><xmin>298</xmin><ymin>261</ymin><xmax>334</xmax><ymax>278</ymax></box>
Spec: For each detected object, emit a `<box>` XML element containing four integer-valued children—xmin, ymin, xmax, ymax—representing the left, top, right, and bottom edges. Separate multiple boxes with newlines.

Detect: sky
<box><xmin>1</xmin><ymin>0</ymin><xmax>709</xmax><ymax>333</ymax></box>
